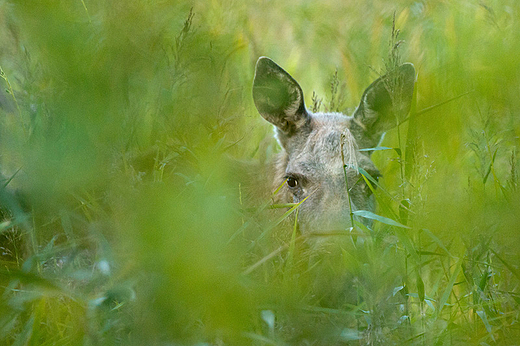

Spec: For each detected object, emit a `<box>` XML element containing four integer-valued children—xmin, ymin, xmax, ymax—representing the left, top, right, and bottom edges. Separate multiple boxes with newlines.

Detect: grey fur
<box><xmin>253</xmin><ymin>57</ymin><xmax>415</xmax><ymax>237</ymax></box>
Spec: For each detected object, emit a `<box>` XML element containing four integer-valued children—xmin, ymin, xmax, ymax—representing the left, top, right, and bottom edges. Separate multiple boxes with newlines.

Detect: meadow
<box><xmin>0</xmin><ymin>0</ymin><xmax>519</xmax><ymax>345</ymax></box>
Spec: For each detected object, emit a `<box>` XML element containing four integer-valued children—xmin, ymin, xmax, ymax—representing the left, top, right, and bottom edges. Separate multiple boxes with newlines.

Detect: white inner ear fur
<box><xmin>362</xmin><ymin>93</ymin><xmax>380</xmax><ymax>126</ymax></box>
<box><xmin>284</xmin><ymin>84</ymin><xmax>301</xmax><ymax>117</ymax></box>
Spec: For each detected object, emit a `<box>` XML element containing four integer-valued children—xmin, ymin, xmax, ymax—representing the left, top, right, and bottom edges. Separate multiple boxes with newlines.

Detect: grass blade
<box><xmin>436</xmin><ymin>258</ymin><xmax>462</xmax><ymax>319</ymax></box>
<box><xmin>12</xmin><ymin>314</ymin><xmax>34</xmax><ymax>346</ymax></box>
<box><xmin>489</xmin><ymin>248</ymin><xmax>520</xmax><ymax>281</ymax></box>
<box><xmin>421</xmin><ymin>228</ymin><xmax>453</xmax><ymax>258</ymax></box>
<box><xmin>352</xmin><ymin>210</ymin><xmax>410</xmax><ymax>229</ymax></box>
<box><xmin>476</xmin><ymin>310</ymin><xmax>495</xmax><ymax>341</ymax></box>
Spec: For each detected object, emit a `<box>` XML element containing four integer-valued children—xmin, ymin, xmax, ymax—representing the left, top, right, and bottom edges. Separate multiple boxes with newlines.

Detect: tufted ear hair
<box><xmin>253</xmin><ymin>57</ymin><xmax>310</xmax><ymax>138</ymax></box>
<box><xmin>351</xmin><ymin>63</ymin><xmax>416</xmax><ymax>150</ymax></box>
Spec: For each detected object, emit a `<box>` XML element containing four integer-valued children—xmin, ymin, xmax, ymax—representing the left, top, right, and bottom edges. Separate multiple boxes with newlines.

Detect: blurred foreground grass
<box><xmin>0</xmin><ymin>0</ymin><xmax>519</xmax><ymax>345</ymax></box>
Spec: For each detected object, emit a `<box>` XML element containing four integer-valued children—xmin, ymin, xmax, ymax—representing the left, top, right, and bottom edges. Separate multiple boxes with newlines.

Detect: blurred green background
<box><xmin>0</xmin><ymin>0</ymin><xmax>519</xmax><ymax>345</ymax></box>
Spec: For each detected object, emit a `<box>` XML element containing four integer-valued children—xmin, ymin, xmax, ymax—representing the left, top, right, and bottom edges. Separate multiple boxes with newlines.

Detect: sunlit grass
<box><xmin>0</xmin><ymin>0</ymin><xmax>519</xmax><ymax>345</ymax></box>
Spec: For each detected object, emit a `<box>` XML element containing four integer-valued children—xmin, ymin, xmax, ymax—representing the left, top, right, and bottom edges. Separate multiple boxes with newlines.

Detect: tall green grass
<box><xmin>0</xmin><ymin>0</ymin><xmax>519</xmax><ymax>345</ymax></box>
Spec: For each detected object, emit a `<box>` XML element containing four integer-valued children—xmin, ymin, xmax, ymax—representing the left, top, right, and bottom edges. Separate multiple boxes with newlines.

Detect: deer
<box><xmin>252</xmin><ymin>57</ymin><xmax>415</xmax><ymax>243</ymax></box>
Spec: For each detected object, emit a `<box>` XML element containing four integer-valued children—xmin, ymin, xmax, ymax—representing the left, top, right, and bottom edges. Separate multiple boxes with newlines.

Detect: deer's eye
<box><xmin>287</xmin><ymin>177</ymin><xmax>298</xmax><ymax>188</ymax></box>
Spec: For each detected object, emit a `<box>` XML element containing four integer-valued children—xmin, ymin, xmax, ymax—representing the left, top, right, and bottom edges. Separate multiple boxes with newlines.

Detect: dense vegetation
<box><xmin>0</xmin><ymin>0</ymin><xmax>519</xmax><ymax>345</ymax></box>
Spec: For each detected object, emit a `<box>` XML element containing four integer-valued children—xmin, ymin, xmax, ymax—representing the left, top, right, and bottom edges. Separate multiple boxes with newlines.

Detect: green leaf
<box><xmin>421</xmin><ymin>228</ymin><xmax>453</xmax><ymax>257</ymax></box>
<box><xmin>353</xmin><ymin>219</ymin><xmax>373</xmax><ymax>235</ymax></box>
<box><xmin>393</xmin><ymin>285</ymin><xmax>405</xmax><ymax>296</ymax></box>
<box><xmin>425</xmin><ymin>299</ymin><xmax>436</xmax><ymax>311</ymax></box>
<box><xmin>461</xmin><ymin>262</ymin><xmax>474</xmax><ymax>286</ymax></box>
<box><xmin>0</xmin><ymin>220</ymin><xmax>12</xmax><ymax>233</ymax></box>
<box><xmin>489</xmin><ymin>248</ymin><xmax>520</xmax><ymax>281</ymax></box>
<box><xmin>358</xmin><ymin>146</ymin><xmax>393</xmax><ymax>152</ymax></box>
<box><xmin>411</xmin><ymin>91</ymin><xmax>473</xmax><ymax>118</ymax></box>
<box><xmin>478</xmin><ymin>270</ymin><xmax>490</xmax><ymax>292</ymax></box>
<box><xmin>353</xmin><ymin>210</ymin><xmax>419</xmax><ymax>263</ymax></box>
<box><xmin>417</xmin><ymin>273</ymin><xmax>425</xmax><ymax>302</ymax></box>
<box><xmin>357</xmin><ymin>167</ymin><xmax>391</xmax><ymax>197</ymax></box>
<box><xmin>340</xmin><ymin>328</ymin><xmax>363</xmax><ymax>341</ymax></box>
<box><xmin>247</xmin><ymin>194</ymin><xmax>311</xmax><ymax>251</ymax></box>
<box><xmin>436</xmin><ymin>258</ymin><xmax>462</xmax><ymax>318</ymax></box>
<box><xmin>404</xmin><ymin>84</ymin><xmax>418</xmax><ymax>180</ymax></box>
<box><xmin>476</xmin><ymin>310</ymin><xmax>495</xmax><ymax>341</ymax></box>
<box><xmin>261</xmin><ymin>310</ymin><xmax>275</xmax><ymax>332</ymax></box>
<box><xmin>352</xmin><ymin>210</ymin><xmax>410</xmax><ymax>229</ymax></box>
<box><xmin>399</xmin><ymin>199</ymin><xmax>410</xmax><ymax>226</ymax></box>
<box><xmin>12</xmin><ymin>314</ymin><xmax>34</xmax><ymax>346</ymax></box>
<box><xmin>483</xmin><ymin>148</ymin><xmax>498</xmax><ymax>184</ymax></box>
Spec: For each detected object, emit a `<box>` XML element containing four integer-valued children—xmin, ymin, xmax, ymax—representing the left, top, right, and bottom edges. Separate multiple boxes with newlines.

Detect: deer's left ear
<box><xmin>253</xmin><ymin>57</ymin><xmax>309</xmax><ymax>136</ymax></box>
<box><xmin>351</xmin><ymin>63</ymin><xmax>416</xmax><ymax>150</ymax></box>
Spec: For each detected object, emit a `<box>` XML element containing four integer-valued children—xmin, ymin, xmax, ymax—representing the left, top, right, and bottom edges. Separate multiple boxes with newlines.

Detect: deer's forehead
<box><xmin>286</xmin><ymin>119</ymin><xmax>361</xmax><ymax>176</ymax></box>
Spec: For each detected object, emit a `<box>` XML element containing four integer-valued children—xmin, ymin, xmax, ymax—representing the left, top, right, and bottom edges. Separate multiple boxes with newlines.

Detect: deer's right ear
<box><xmin>351</xmin><ymin>63</ymin><xmax>416</xmax><ymax>150</ymax></box>
<box><xmin>253</xmin><ymin>57</ymin><xmax>309</xmax><ymax>136</ymax></box>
